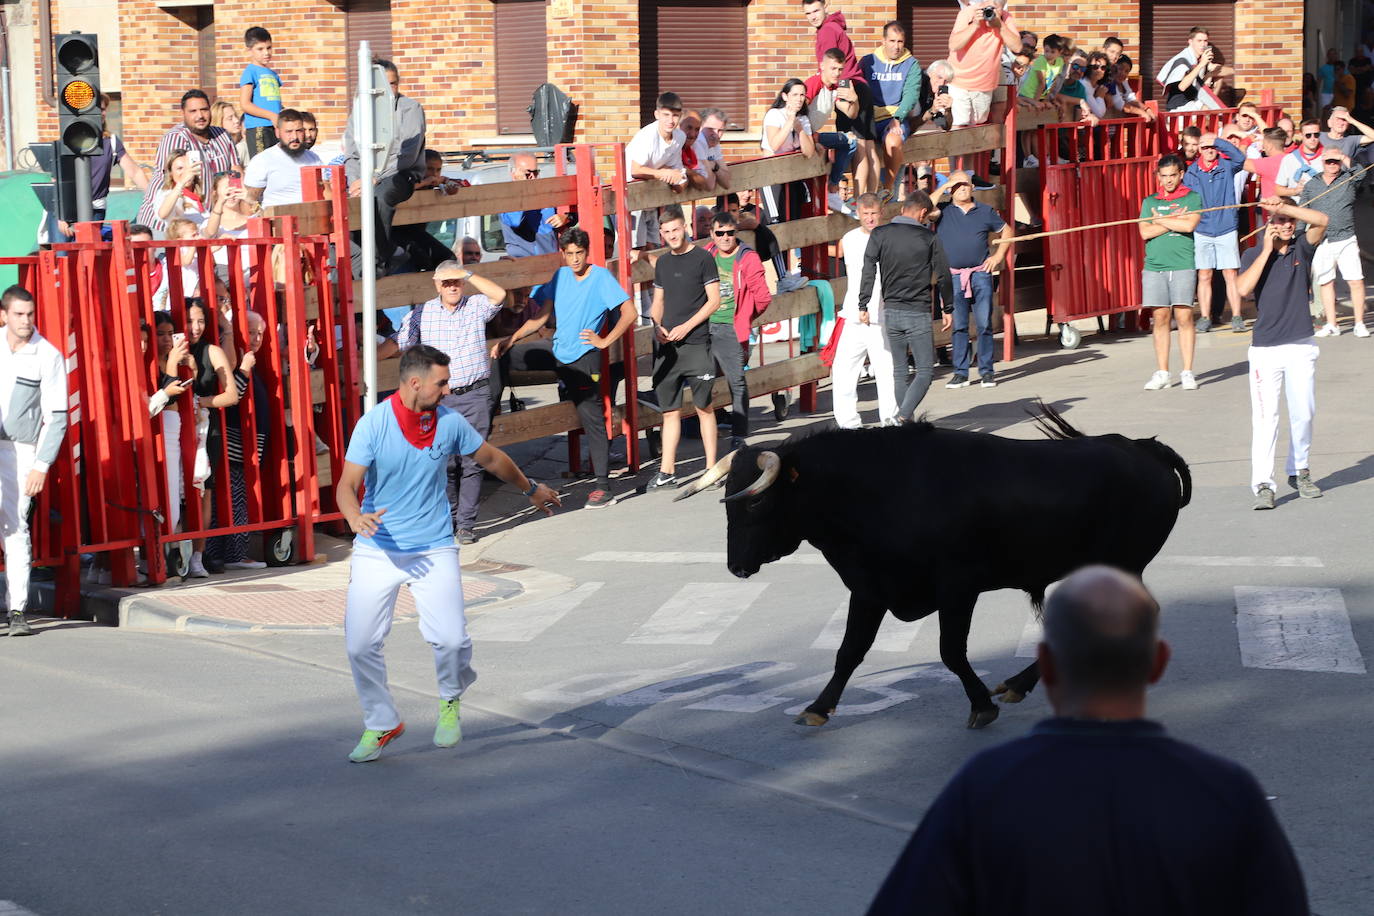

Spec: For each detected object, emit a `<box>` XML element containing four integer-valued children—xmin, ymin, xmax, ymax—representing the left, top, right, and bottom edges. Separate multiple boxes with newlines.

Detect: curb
<box><xmin>84</xmin><ymin>565</ymin><xmax>529</xmax><ymax>634</ymax></box>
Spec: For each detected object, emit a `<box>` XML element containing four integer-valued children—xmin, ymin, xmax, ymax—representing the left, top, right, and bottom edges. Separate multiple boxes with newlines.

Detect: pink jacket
<box><xmin>815</xmin><ymin>11</ymin><xmax>864</xmax><ymax>83</ymax></box>
<box><xmin>706</xmin><ymin>242</ymin><xmax>773</xmax><ymax>344</ymax></box>
<box><xmin>948</xmin><ymin>7</ymin><xmax>1020</xmax><ymax>93</ymax></box>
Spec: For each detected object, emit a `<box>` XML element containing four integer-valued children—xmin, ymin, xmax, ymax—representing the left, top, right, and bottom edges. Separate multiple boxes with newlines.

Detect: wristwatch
<box><xmin>522</xmin><ymin>480</ymin><xmax>539</xmax><ymax>498</ymax></box>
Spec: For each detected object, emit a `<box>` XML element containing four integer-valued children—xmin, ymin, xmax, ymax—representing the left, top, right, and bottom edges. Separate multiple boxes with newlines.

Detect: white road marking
<box><xmin>469</xmin><ymin>582</ymin><xmax>603</xmax><ymax>643</ymax></box>
<box><xmin>1161</xmin><ymin>556</ymin><xmax>1324</xmax><ymax>568</ymax></box>
<box><xmin>524</xmin><ymin>661</ymin><xmax>705</xmax><ymax>706</ymax></box>
<box><xmin>1016</xmin><ymin>613</ymin><xmax>1043</xmax><ymax>659</ymax></box>
<box><xmin>580</xmin><ymin>550</ymin><xmax>826</xmax><ymax>566</ymax></box>
<box><xmin>1235</xmin><ymin>587</ymin><xmax>1366</xmax><ymax>674</ymax></box>
<box><xmin>0</xmin><ymin>902</ymin><xmax>44</xmax><ymax>916</ymax></box>
<box><xmin>811</xmin><ymin>602</ymin><xmax>925</xmax><ymax>653</ymax></box>
<box><xmin>605</xmin><ymin>661</ymin><xmax>797</xmax><ymax>707</ymax></box>
<box><xmin>625</xmin><ymin>582</ymin><xmax>768</xmax><ymax>645</ymax></box>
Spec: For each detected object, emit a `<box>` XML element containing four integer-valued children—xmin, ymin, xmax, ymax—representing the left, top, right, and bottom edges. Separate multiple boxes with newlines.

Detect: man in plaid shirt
<box><xmin>135</xmin><ymin>90</ymin><xmax>241</xmax><ymax>233</ymax></box>
<box><xmin>378</xmin><ymin>260</ymin><xmax>515</xmax><ymax>544</ymax></box>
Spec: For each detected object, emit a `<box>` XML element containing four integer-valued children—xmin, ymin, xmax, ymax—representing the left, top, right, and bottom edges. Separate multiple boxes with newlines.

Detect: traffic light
<box><xmin>29</xmin><ymin>141</ymin><xmax>77</xmax><ymax>224</ymax></box>
<box><xmin>55</xmin><ymin>32</ymin><xmax>100</xmax><ymax>156</ymax></box>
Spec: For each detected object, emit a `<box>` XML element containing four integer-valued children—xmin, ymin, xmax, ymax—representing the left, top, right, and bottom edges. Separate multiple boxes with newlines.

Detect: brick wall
<box><xmin>392</xmin><ymin>0</ymin><xmax>494</xmax><ymax>147</ymax></box>
<box><xmin>114</xmin><ymin>0</ymin><xmax>205</xmax><ymax>158</ymax></box>
<box><xmin>1233</xmin><ymin>0</ymin><xmax>1302</xmax><ymax>111</ymax></box>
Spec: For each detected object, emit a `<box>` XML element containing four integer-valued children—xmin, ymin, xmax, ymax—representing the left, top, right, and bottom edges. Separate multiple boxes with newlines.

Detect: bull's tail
<box><xmin>1029</xmin><ymin>400</ymin><xmax>1085</xmax><ymax>441</ymax></box>
<box><xmin>1138</xmin><ymin>437</ymin><xmax>1193</xmax><ymax>508</ymax></box>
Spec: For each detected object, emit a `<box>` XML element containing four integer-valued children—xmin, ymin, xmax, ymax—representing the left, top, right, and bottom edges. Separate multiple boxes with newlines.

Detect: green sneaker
<box><xmin>434</xmin><ymin>699</ymin><xmax>462</xmax><ymax>748</ymax></box>
<box><xmin>348</xmin><ymin>722</ymin><xmax>405</xmax><ymax>763</ymax></box>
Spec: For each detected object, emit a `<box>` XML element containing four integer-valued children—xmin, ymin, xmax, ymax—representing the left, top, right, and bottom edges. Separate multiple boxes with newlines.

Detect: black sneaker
<box><xmin>980</xmin><ymin>376</ymin><xmax>997</xmax><ymax>388</ymax></box>
<box><xmin>1288</xmin><ymin>470</ymin><xmax>1322</xmax><ymax>499</ymax></box>
<box><xmin>1253</xmin><ymin>485</ymin><xmax>1276</xmax><ymax>510</ymax></box>
<box><xmin>945</xmin><ymin>376</ymin><xmax>971</xmax><ymax>389</ymax></box>
<box><xmin>647</xmin><ymin>471</ymin><xmax>677</xmax><ymax>491</ymax></box>
<box><xmin>585</xmin><ymin>489</ymin><xmax>617</xmax><ymax>509</ymax></box>
<box><xmin>7</xmin><ymin>610</ymin><xmax>33</xmax><ymax>637</ymax></box>
<box><xmin>457</xmin><ymin>528</ymin><xmax>478</xmax><ymax>545</ymax></box>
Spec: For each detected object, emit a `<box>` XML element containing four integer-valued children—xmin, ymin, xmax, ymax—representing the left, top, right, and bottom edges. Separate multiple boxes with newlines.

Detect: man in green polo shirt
<box><xmin>1139</xmin><ymin>153</ymin><xmax>1203</xmax><ymax>390</ymax></box>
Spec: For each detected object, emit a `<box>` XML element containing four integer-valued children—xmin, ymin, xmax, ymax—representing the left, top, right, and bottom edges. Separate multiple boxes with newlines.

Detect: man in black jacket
<box><xmin>867</xmin><ymin>565</ymin><xmax>1309</xmax><ymax>915</ymax></box>
<box><xmin>857</xmin><ymin>192</ymin><xmax>955</xmax><ymax>422</ymax></box>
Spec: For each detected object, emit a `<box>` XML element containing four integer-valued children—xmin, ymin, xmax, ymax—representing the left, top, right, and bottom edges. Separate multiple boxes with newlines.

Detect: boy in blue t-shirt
<box><xmin>239</xmin><ymin>27</ymin><xmax>283</xmax><ymax>160</ymax></box>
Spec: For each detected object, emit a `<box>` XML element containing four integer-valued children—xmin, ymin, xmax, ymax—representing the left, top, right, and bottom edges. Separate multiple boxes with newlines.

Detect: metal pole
<box><xmin>358</xmin><ymin>41</ymin><xmax>378</xmax><ymax>411</ymax></box>
<box><xmin>73</xmin><ymin>154</ymin><xmax>92</xmax><ymax>223</ymax></box>
<box><xmin>1</xmin><ymin>67</ymin><xmax>13</xmax><ymax>172</ymax></box>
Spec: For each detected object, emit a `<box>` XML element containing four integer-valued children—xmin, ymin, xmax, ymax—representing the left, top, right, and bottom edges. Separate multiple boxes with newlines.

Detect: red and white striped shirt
<box><xmin>135</xmin><ymin>124</ymin><xmax>240</xmax><ymax>232</ymax></box>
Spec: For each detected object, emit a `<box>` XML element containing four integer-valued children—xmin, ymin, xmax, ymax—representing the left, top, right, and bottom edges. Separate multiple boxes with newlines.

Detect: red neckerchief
<box><xmin>682</xmin><ymin>145</ymin><xmax>699</xmax><ymax>170</ymax></box>
<box><xmin>1197</xmin><ymin>157</ymin><xmax>1219</xmax><ymax>173</ymax></box>
<box><xmin>1284</xmin><ymin>142</ymin><xmax>1299</xmax><ymax>154</ymax></box>
<box><xmin>388</xmin><ymin>393</ymin><xmax>438</xmax><ymax>449</ymax></box>
<box><xmin>181</xmin><ymin>188</ymin><xmax>204</xmax><ymax>210</ymax></box>
<box><xmin>1153</xmin><ymin>184</ymin><xmax>1192</xmax><ymax>202</ymax></box>
<box><xmin>148</xmin><ymin>257</ymin><xmax>165</xmax><ymax>292</ymax></box>
<box><xmin>1297</xmin><ymin>143</ymin><xmax>1324</xmax><ymax>164</ymax></box>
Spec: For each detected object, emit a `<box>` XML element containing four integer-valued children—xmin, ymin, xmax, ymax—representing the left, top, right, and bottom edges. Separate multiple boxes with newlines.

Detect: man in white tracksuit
<box><xmin>1236</xmin><ymin>198</ymin><xmax>1329</xmax><ymax>510</ymax></box>
<box><xmin>0</xmin><ymin>286</ymin><xmax>68</xmax><ymax>637</ymax></box>
<box><xmin>335</xmin><ymin>344</ymin><xmax>560</xmax><ymax>763</ymax></box>
<box><xmin>832</xmin><ymin>193</ymin><xmax>898</xmax><ymax>428</ymax></box>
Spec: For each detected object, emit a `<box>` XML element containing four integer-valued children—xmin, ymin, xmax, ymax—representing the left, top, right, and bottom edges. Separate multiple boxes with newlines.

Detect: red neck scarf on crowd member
<box><xmin>1284</xmin><ymin>141</ymin><xmax>1300</xmax><ymax>154</ymax></box>
<box><xmin>388</xmin><ymin>392</ymin><xmax>438</xmax><ymax>449</ymax></box>
<box><xmin>682</xmin><ymin>144</ymin><xmax>699</xmax><ymax>170</ymax></box>
<box><xmin>1197</xmin><ymin>156</ymin><xmax>1219</xmax><ymax>173</ymax></box>
<box><xmin>181</xmin><ymin>188</ymin><xmax>204</xmax><ymax>212</ymax></box>
<box><xmin>1154</xmin><ymin>184</ymin><xmax>1191</xmax><ymax>201</ymax></box>
<box><xmin>148</xmin><ymin>257</ymin><xmax>165</xmax><ymax>293</ymax></box>
<box><xmin>1298</xmin><ymin>143</ymin><xmax>1325</xmax><ymax>164</ymax></box>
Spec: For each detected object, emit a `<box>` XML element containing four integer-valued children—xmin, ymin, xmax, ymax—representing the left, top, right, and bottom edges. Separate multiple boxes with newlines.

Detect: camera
<box><xmin>980</xmin><ymin>6</ymin><xmax>997</xmax><ymax>20</ymax></box>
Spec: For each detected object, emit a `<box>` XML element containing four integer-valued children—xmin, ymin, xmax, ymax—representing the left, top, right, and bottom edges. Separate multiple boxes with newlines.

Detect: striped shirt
<box><xmin>394</xmin><ymin>295</ymin><xmax>504</xmax><ymax>389</ymax></box>
<box><xmin>135</xmin><ymin>124</ymin><xmax>240</xmax><ymax>232</ymax></box>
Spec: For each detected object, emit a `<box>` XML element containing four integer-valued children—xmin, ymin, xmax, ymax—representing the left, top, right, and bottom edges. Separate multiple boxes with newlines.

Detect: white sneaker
<box><xmin>1315</xmin><ymin>323</ymin><xmax>1341</xmax><ymax>337</ymax></box>
<box><xmin>1354</xmin><ymin>323</ymin><xmax>1370</xmax><ymax>338</ymax></box>
<box><xmin>224</xmin><ymin>560</ymin><xmax>267</xmax><ymax>570</ymax></box>
<box><xmin>1023</xmin><ymin>154</ymin><xmax>1039</xmax><ymax>168</ymax></box>
<box><xmin>187</xmin><ymin>554</ymin><xmax>210</xmax><ymax>579</ymax></box>
<box><xmin>1143</xmin><ymin>370</ymin><xmax>1171</xmax><ymax>390</ymax></box>
<box><xmin>1179</xmin><ymin>370</ymin><xmax>1198</xmax><ymax>390</ymax></box>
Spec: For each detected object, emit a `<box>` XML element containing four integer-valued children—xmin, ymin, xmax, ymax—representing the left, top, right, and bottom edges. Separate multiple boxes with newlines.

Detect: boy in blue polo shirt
<box><xmin>239</xmin><ymin>27</ymin><xmax>283</xmax><ymax>160</ymax></box>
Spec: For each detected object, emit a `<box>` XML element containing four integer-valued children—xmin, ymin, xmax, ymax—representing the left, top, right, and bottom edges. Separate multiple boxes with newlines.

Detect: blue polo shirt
<box><xmin>344</xmin><ymin>400</ymin><xmax>484</xmax><ymax>552</ymax></box>
<box><xmin>936</xmin><ymin>200</ymin><xmax>1006</xmax><ymax>269</ymax></box>
<box><xmin>500</xmin><ymin>208</ymin><xmax>559</xmax><ymax>258</ymax></box>
<box><xmin>533</xmin><ymin>264</ymin><xmax>630</xmax><ymax>364</ymax></box>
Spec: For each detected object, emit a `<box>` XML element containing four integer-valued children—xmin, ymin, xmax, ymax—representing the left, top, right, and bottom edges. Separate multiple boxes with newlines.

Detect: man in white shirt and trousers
<box><xmin>832</xmin><ymin>193</ymin><xmax>899</xmax><ymax>428</ymax></box>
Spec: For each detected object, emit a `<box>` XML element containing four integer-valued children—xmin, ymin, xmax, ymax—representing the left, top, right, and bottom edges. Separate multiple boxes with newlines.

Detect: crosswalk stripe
<box><xmin>1235</xmin><ymin>586</ymin><xmax>1366</xmax><ymax>674</ymax></box>
<box><xmin>469</xmin><ymin>582</ymin><xmax>603</xmax><ymax>643</ymax></box>
<box><xmin>811</xmin><ymin>602</ymin><xmax>924</xmax><ymax>652</ymax></box>
<box><xmin>1016</xmin><ymin>613</ymin><xmax>1043</xmax><ymax>659</ymax></box>
<box><xmin>580</xmin><ymin>550</ymin><xmax>825</xmax><ymax>566</ymax></box>
<box><xmin>1161</xmin><ymin>556</ymin><xmax>1323</xmax><ymax>568</ymax></box>
<box><xmin>625</xmin><ymin>582</ymin><xmax>768</xmax><ymax>645</ymax></box>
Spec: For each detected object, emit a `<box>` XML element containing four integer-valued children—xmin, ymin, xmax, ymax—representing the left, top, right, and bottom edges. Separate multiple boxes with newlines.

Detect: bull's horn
<box><xmin>722</xmin><ymin>451</ymin><xmax>780</xmax><ymax>503</ymax></box>
<box><xmin>672</xmin><ymin>450</ymin><xmax>739</xmax><ymax>502</ymax></box>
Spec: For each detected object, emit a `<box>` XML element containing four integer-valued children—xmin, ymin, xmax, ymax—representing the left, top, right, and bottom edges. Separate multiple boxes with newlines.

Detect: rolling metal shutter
<box><xmin>495</xmin><ymin>0</ymin><xmax>550</xmax><ymax>134</ymax></box>
<box><xmin>1140</xmin><ymin>1</ymin><xmax>1235</xmax><ymax>101</ymax></box>
<box><xmin>639</xmin><ymin>1</ymin><xmax>750</xmax><ymax>129</ymax></box>
<box><xmin>346</xmin><ymin>0</ymin><xmax>394</xmax><ymax>90</ymax></box>
<box><xmin>899</xmin><ymin>0</ymin><xmax>961</xmax><ymax>74</ymax></box>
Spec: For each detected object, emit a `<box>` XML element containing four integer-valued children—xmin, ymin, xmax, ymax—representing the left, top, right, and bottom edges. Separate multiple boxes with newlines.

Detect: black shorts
<box><xmin>652</xmin><ymin>341</ymin><xmax>716</xmax><ymax>411</ymax></box>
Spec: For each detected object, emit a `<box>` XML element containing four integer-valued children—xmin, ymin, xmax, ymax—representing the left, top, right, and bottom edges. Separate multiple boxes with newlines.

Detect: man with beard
<box><xmin>243</xmin><ymin>109</ymin><xmax>323</xmax><ymax>207</ymax></box>
<box><xmin>337</xmin><ymin>345</ymin><xmax>560</xmax><ymax>762</ymax></box>
<box><xmin>135</xmin><ymin>90</ymin><xmax>240</xmax><ymax>229</ymax></box>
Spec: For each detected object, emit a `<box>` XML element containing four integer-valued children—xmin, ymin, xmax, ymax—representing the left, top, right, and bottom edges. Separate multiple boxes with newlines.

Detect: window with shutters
<box><xmin>639</xmin><ymin>1</ymin><xmax>749</xmax><ymax>129</ymax></box>
<box><xmin>494</xmin><ymin>0</ymin><xmax>549</xmax><ymax>135</ymax></box>
<box><xmin>1140</xmin><ymin>1</ymin><xmax>1236</xmax><ymax>101</ymax></box>
<box><xmin>345</xmin><ymin>0</ymin><xmax>394</xmax><ymax>90</ymax></box>
<box><xmin>898</xmin><ymin>0</ymin><xmax>960</xmax><ymax>74</ymax></box>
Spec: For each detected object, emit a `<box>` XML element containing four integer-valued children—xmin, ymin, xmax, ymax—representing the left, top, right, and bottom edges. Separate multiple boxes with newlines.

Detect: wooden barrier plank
<box><xmin>901</xmin><ymin>124</ymin><xmax>1005</xmax><ymax>161</ymax></box>
<box><xmin>624</xmin><ymin>152</ymin><xmax>830</xmax><ymax>213</ymax></box>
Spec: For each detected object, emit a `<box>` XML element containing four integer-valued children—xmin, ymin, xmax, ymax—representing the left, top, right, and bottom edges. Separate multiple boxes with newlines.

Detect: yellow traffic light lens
<box><xmin>63</xmin><ymin>80</ymin><xmax>96</xmax><ymax>112</ymax></box>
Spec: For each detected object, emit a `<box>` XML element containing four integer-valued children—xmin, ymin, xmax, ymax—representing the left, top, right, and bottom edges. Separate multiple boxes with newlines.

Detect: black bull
<box><xmin>676</xmin><ymin>406</ymin><xmax>1191</xmax><ymax>729</ymax></box>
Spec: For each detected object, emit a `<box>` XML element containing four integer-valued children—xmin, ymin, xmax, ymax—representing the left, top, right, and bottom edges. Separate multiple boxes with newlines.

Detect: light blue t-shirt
<box><xmin>534</xmin><ymin>264</ymin><xmax>630</xmax><ymax>365</ymax></box>
<box><xmin>1318</xmin><ymin>63</ymin><xmax>1336</xmax><ymax>94</ymax></box>
<box><xmin>240</xmin><ymin>64</ymin><xmax>283</xmax><ymax>129</ymax></box>
<box><xmin>344</xmin><ymin>400</ymin><xmax>484</xmax><ymax>552</ymax></box>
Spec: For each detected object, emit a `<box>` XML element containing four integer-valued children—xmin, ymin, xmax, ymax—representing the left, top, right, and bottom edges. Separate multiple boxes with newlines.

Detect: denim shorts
<box><xmin>1194</xmin><ymin>232</ymin><xmax>1240</xmax><ymax>270</ymax></box>
<box><xmin>1141</xmin><ymin>269</ymin><xmax>1197</xmax><ymax>308</ymax></box>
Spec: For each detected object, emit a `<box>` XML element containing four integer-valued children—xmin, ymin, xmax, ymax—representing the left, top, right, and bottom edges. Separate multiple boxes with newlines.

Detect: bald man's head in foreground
<box><xmin>1038</xmin><ymin>566</ymin><xmax>1170</xmax><ymax>716</ymax></box>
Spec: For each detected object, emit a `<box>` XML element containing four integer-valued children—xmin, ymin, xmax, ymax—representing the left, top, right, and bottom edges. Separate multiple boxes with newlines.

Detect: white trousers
<box><xmin>1249</xmin><ymin>342</ymin><xmax>1317</xmax><ymax>493</ymax></box>
<box><xmin>345</xmin><ymin>540</ymin><xmax>476</xmax><ymax>731</ymax></box>
<box><xmin>831</xmin><ymin>321</ymin><xmax>898</xmax><ymax>428</ymax></box>
<box><xmin>162</xmin><ymin>409</ymin><xmax>183</xmax><ymax>535</ymax></box>
<box><xmin>0</xmin><ymin>440</ymin><xmax>37</xmax><ymax>612</ymax></box>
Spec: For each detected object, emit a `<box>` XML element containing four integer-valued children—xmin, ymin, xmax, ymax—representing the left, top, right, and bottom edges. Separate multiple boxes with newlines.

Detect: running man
<box><xmin>336</xmin><ymin>345</ymin><xmax>560</xmax><ymax>762</ymax></box>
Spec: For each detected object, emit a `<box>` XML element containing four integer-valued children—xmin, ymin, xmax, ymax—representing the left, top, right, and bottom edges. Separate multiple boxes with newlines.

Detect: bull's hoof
<box><xmin>966</xmin><ymin>707</ymin><xmax>1000</xmax><ymax>730</ymax></box>
<box><xmin>992</xmin><ymin>682</ymin><xmax>1026</xmax><ymax>704</ymax></box>
<box><xmin>794</xmin><ymin>710</ymin><xmax>831</xmax><ymax>727</ymax></box>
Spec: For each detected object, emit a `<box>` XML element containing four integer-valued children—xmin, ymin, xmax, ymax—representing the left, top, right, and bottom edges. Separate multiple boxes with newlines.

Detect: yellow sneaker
<box><xmin>348</xmin><ymin>722</ymin><xmax>405</xmax><ymax>763</ymax></box>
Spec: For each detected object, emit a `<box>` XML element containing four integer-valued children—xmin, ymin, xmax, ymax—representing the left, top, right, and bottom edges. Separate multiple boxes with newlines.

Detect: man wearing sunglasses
<box><xmin>500</xmin><ymin>152</ymin><xmax>573</xmax><ymax>259</ymax></box>
<box><xmin>1274</xmin><ymin>119</ymin><xmax>1328</xmax><ymax>198</ymax></box>
<box><xmin>377</xmin><ymin>260</ymin><xmax>514</xmax><ymax>544</ymax></box>
<box><xmin>703</xmin><ymin>211</ymin><xmax>771</xmax><ymax>450</ymax></box>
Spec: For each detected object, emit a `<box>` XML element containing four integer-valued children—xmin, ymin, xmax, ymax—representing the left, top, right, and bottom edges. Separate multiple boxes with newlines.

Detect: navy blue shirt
<box><xmin>868</xmin><ymin>718</ymin><xmax>1308</xmax><ymax>916</ymax></box>
<box><xmin>936</xmin><ymin>201</ymin><xmax>1006</xmax><ymax>269</ymax></box>
<box><xmin>1243</xmin><ymin>236</ymin><xmax>1319</xmax><ymax>348</ymax></box>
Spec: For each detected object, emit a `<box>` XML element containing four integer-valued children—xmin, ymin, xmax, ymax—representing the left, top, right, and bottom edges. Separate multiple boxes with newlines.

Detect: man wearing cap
<box><xmin>1302</xmin><ymin>149</ymin><xmax>1365</xmax><ymax>338</ymax></box>
<box><xmin>1183</xmin><ymin>132</ymin><xmax>1248</xmax><ymax>333</ymax></box>
<box><xmin>377</xmin><ymin>261</ymin><xmax>515</xmax><ymax>544</ymax></box>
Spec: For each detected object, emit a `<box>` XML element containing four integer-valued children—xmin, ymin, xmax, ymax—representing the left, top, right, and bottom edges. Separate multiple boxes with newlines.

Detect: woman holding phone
<box><xmin>154</xmin><ymin>150</ymin><xmax>207</xmax><ymax>235</ymax></box>
<box><xmin>203</xmin><ymin>171</ymin><xmax>257</xmax><ymax>278</ymax></box>
<box><xmin>184</xmin><ymin>298</ymin><xmax>240</xmax><ymax>577</ymax></box>
<box><xmin>760</xmin><ymin>78</ymin><xmax>819</xmax><ymax>224</ymax></box>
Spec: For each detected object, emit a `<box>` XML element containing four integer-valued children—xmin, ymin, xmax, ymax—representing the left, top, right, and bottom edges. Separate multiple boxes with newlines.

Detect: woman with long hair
<box><xmin>154</xmin><ymin>150</ymin><xmax>207</xmax><ymax>232</ymax></box>
<box><xmin>759</xmin><ymin>78</ymin><xmax>819</xmax><ymax>224</ymax></box>
<box><xmin>211</xmin><ymin>100</ymin><xmax>249</xmax><ymax>165</ymax></box>
<box><xmin>183</xmin><ymin>298</ymin><xmax>240</xmax><ymax>577</ymax></box>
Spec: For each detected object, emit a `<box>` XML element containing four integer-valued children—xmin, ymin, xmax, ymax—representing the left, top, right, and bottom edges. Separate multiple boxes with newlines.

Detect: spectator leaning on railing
<box><xmin>693</xmin><ymin>109</ymin><xmax>733</xmax><ymax>191</ymax></box>
<box><xmin>947</xmin><ymin>0</ymin><xmax>1020</xmax><ymax>128</ymax></box>
<box><xmin>862</xmin><ymin>21</ymin><xmax>923</xmax><ymax>200</ymax></box>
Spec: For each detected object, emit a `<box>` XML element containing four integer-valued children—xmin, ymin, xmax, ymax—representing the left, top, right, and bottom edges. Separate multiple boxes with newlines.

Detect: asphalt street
<box><xmin>5</xmin><ymin>321</ymin><xmax>1374</xmax><ymax>915</ymax></box>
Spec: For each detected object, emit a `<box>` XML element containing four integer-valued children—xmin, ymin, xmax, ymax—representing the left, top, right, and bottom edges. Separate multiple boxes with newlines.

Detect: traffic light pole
<box><xmin>73</xmin><ymin>154</ymin><xmax>92</xmax><ymax>223</ymax></box>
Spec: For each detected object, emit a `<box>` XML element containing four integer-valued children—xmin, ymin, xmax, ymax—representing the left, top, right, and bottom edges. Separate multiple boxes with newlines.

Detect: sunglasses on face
<box><xmin>438</xmin><ymin>278</ymin><xmax>465</xmax><ymax>288</ymax></box>
<box><xmin>713</xmin><ymin>229</ymin><xmax>736</xmax><ymax>237</ymax></box>
<box><xmin>1304</xmin><ymin>131</ymin><xmax>1321</xmax><ymax>137</ymax></box>
<box><xmin>519</xmin><ymin>169</ymin><xmax>539</xmax><ymax>178</ymax></box>
<box><xmin>1200</xmin><ymin>145</ymin><xmax>1216</xmax><ymax>150</ymax></box>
